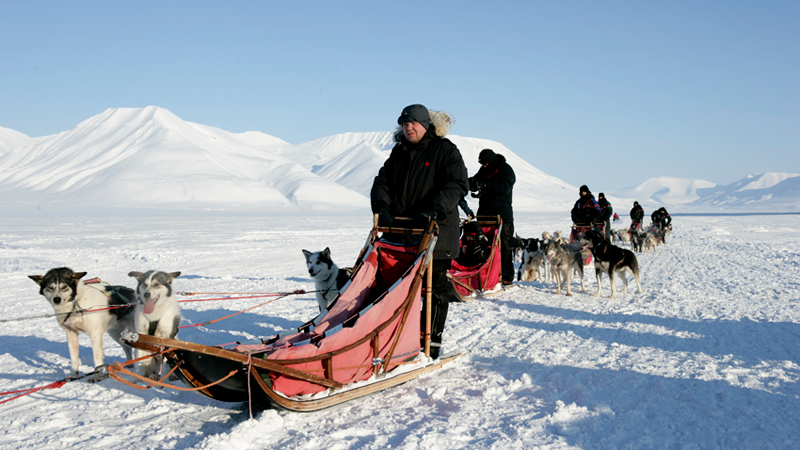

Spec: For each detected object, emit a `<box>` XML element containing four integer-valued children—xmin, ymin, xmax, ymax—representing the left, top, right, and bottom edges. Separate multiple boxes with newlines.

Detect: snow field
<box><xmin>0</xmin><ymin>213</ymin><xmax>797</xmax><ymax>449</ymax></box>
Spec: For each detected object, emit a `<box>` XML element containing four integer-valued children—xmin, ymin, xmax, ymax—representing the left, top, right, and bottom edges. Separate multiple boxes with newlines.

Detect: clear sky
<box><xmin>1</xmin><ymin>1</ymin><xmax>798</xmax><ymax>191</ymax></box>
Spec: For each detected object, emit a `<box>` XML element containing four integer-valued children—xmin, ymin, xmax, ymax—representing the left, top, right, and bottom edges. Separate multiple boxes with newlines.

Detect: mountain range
<box><xmin>1</xmin><ymin>106</ymin><xmax>797</xmax><ymax>214</ymax></box>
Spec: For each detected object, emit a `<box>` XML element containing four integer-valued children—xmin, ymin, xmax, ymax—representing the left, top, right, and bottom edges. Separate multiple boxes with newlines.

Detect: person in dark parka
<box><xmin>654</xmin><ymin>207</ymin><xmax>672</xmax><ymax>242</ymax></box>
<box><xmin>468</xmin><ymin>149</ymin><xmax>516</xmax><ymax>285</ymax></box>
<box><xmin>630</xmin><ymin>201</ymin><xmax>644</xmax><ymax>232</ymax></box>
<box><xmin>371</xmin><ymin>104</ymin><xmax>469</xmax><ymax>359</ymax></box>
<box><xmin>571</xmin><ymin>185</ymin><xmax>601</xmax><ymax>229</ymax></box>
<box><xmin>597</xmin><ymin>192</ymin><xmax>613</xmax><ymax>240</ymax></box>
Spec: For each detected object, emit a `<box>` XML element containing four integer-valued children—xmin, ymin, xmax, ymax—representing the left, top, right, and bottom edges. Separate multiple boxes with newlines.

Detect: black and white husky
<box><xmin>580</xmin><ymin>230</ymin><xmax>643</xmax><ymax>298</ymax></box>
<box><xmin>29</xmin><ymin>267</ymin><xmax>136</xmax><ymax>380</ymax></box>
<box><xmin>128</xmin><ymin>270</ymin><xmax>181</xmax><ymax>380</ymax></box>
<box><xmin>517</xmin><ymin>238</ymin><xmax>544</xmax><ymax>282</ymax></box>
<box><xmin>302</xmin><ymin>247</ymin><xmax>350</xmax><ymax>312</ymax></box>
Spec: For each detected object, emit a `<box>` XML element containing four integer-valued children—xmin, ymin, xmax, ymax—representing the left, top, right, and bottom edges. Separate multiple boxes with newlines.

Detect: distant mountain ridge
<box><xmin>0</xmin><ymin>106</ymin><xmax>796</xmax><ymax>213</ymax></box>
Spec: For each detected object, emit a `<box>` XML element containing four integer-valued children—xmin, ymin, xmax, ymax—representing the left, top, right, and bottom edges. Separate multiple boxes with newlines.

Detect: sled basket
<box><xmin>448</xmin><ymin>215</ymin><xmax>503</xmax><ymax>300</ymax></box>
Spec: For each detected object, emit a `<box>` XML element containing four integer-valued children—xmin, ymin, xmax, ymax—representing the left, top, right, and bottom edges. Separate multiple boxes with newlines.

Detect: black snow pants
<box><xmin>421</xmin><ymin>259</ymin><xmax>455</xmax><ymax>359</ymax></box>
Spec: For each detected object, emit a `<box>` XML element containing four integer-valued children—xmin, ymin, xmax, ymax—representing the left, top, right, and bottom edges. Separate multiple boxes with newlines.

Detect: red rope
<box><xmin>178</xmin><ymin>291</ymin><xmax>304</xmax><ymax>303</ymax></box>
<box><xmin>0</xmin><ymin>381</ymin><xmax>67</xmax><ymax>404</ymax></box>
<box><xmin>178</xmin><ymin>290</ymin><xmax>305</xmax><ymax>329</ymax></box>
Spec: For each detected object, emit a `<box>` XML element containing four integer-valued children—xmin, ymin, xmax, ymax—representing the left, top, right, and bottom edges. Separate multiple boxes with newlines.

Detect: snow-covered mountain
<box><xmin>0</xmin><ymin>107</ymin><xmax>367</xmax><ymax>212</ymax></box>
<box><xmin>0</xmin><ymin>125</ymin><xmax>45</xmax><ymax>156</ymax></box>
<box><xmin>610</xmin><ymin>176</ymin><xmax>718</xmax><ymax>206</ymax></box>
<box><xmin>0</xmin><ymin>106</ymin><xmax>577</xmax><ymax>214</ymax></box>
<box><xmin>691</xmin><ymin>172</ymin><xmax>800</xmax><ymax>211</ymax></box>
<box><xmin>609</xmin><ymin>173</ymin><xmax>800</xmax><ymax>213</ymax></box>
<box><xmin>0</xmin><ymin>106</ymin><xmax>796</xmax><ymax>214</ymax></box>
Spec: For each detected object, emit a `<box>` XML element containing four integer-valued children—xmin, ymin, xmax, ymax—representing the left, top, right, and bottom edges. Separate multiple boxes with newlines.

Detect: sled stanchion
<box><xmin>425</xmin><ymin>253</ymin><xmax>432</xmax><ymax>358</ymax></box>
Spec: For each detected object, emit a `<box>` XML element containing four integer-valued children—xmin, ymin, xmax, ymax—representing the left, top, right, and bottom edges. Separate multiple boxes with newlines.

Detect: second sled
<box><xmin>448</xmin><ymin>215</ymin><xmax>504</xmax><ymax>300</ymax></box>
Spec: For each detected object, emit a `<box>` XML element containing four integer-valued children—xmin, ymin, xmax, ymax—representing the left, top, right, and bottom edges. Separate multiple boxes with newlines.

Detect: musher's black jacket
<box><xmin>371</xmin><ymin>128</ymin><xmax>469</xmax><ymax>260</ymax></box>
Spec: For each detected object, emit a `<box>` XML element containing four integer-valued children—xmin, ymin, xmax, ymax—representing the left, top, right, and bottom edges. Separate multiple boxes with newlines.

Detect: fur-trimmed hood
<box><xmin>394</xmin><ymin>109</ymin><xmax>453</xmax><ymax>142</ymax></box>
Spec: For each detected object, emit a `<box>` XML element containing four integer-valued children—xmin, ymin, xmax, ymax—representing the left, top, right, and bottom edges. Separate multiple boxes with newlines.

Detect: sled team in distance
<box><xmin>512</xmin><ymin>197</ymin><xmax>671</xmax><ymax>298</ymax></box>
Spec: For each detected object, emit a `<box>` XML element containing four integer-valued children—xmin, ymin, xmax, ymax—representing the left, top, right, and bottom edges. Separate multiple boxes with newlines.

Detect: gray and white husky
<box><xmin>128</xmin><ymin>270</ymin><xmax>181</xmax><ymax>380</ymax></box>
<box><xmin>544</xmin><ymin>240</ymin><xmax>586</xmax><ymax>296</ymax></box>
<box><xmin>302</xmin><ymin>247</ymin><xmax>350</xmax><ymax>312</ymax></box>
<box><xmin>29</xmin><ymin>267</ymin><xmax>136</xmax><ymax>380</ymax></box>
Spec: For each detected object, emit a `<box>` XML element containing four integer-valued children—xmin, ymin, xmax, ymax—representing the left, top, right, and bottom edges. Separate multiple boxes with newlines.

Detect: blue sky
<box><xmin>1</xmin><ymin>1</ymin><xmax>797</xmax><ymax>191</ymax></box>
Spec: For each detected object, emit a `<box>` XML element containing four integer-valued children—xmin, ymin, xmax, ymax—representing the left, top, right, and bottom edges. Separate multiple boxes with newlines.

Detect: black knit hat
<box><xmin>580</xmin><ymin>185</ymin><xmax>591</xmax><ymax>194</ymax></box>
<box><xmin>478</xmin><ymin>149</ymin><xmax>497</xmax><ymax>165</ymax></box>
<box><xmin>599</xmin><ymin>192</ymin><xmax>605</xmax><ymax>199</ymax></box>
<box><xmin>397</xmin><ymin>104</ymin><xmax>430</xmax><ymax>130</ymax></box>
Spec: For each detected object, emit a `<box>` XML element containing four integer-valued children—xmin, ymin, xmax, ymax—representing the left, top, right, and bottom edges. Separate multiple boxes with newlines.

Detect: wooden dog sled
<box><xmin>448</xmin><ymin>216</ymin><xmax>505</xmax><ymax>300</ymax></box>
<box><xmin>122</xmin><ymin>217</ymin><xmax>462</xmax><ymax>412</ymax></box>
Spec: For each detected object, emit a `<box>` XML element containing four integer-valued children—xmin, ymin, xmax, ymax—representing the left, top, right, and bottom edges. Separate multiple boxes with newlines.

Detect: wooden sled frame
<box><xmin>123</xmin><ymin>216</ymin><xmax>462</xmax><ymax>412</ymax></box>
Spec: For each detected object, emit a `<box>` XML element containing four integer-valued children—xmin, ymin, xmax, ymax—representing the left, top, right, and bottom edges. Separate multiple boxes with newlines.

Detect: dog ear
<box><xmin>302</xmin><ymin>249</ymin><xmax>312</xmax><ymax>259</ymax></box>
<box><xmin>167</xmin><ymin>272</ymin><xmax>181</xmax><ymax>281</ymax></box>
<box><xmin>71</xmin><ymin>272</ymin><xmax>87</xmax><ymax>281</ymax></box>
<box><xmin>28</xmin><ymin>275</ymin><xmax>44</xmax><ymax>285</ymax></box>
<box><xmin>128</xmin><ymin>271</ymin><xmax>143</xmax><ymax>279</ymax></box>
<box><xmin>323</xmin><ymin>247</ymin><xmax>331</xmax><ymax>256</ymax></box>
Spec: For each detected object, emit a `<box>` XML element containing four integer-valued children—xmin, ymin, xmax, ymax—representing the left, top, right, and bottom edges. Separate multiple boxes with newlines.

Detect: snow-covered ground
<box><xmin>1</xmin><ymin>213</ymin><xmax>798</xmax><ymax>450</ymax></box>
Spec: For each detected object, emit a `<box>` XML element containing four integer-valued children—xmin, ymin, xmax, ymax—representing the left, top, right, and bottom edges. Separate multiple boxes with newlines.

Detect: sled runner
<box><xmin>122</xmin><ymin>217</ymin><xmax>462</xmax><ymax>412</ymax></box>
<box><xmin>448</xmin><ymin>216</ymin><xmax>504</xmax><ymax>300</ymax></box>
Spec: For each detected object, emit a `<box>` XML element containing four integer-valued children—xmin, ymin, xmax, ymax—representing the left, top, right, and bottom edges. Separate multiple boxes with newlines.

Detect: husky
<box><xmin>540</xmin><ymin>232</ymin><xmax>555</xmax><ymax>282</ymax></box>
<box><xmin>517</xmin><ymin>238</ymin><xmax>544</xmax><ymax>282</ymax></box>
<box><xmin>642</xmin><ymin>231</ymin><xmax>659</xmax><ymax>252</ymax></box>
<box><xmin>29</xmin><ymin>267</ymin><xmax>136</xmax><ymax>380</ymax></box>
<box><xmin>615</xmin><ymin>229</ymin><xmax>632</xmax><ymax>246</ymax></box>
<box><xmin>631</xmin><ymin>230</ymin><xmax>645</xmax><ymax>253</ymax></box>
<box><xmin>302</xmin><ymin>247</ymin><xmax>350</xmax><ymax>312</ymax></box>
<box><xmin>510</xmin><ymin>234</ymin><xmax>526</xmax><ymax>265</ymax></box>
<box><xmin>580</xmin><ymin>230</ymin><xmax>643</xmax><ymax>298</ymax></box>
<box><xmin>544</xmin><ymin>240</ymin><xmax>586</xmax><ymax>296</ymax></box>
<box><xmin>128</xmin><ymin>270</ymin><xmax>182</xmax><ymax>380</ymax></box>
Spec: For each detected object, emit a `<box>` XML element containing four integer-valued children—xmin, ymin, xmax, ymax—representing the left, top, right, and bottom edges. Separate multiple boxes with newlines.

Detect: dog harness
<box><xmin>83</xmin><ymin>278</ymin><xmax>136</xmax><ymax>320</ymax></box>
<box><xmin>593</xmin><ymin>243</ymin><xmax>625</xmax><ymax>266</ymax></box>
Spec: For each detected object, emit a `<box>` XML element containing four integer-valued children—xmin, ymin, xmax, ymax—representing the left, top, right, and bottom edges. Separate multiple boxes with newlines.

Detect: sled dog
<box><xmin>128</xmin><ymin>270</ymin><xmax>182</xmax><ymax>380</ymax></box>
<box><xmin>643</xmin><ymin>232</ymin><xmax>659</xmax><ymax>253</ymax></box>
<box><xmin>544</xmin><ymin>240</ymin><xmax>586</xmax><ymax>296</ymax></box>
<box><xmin>615</xmin><ymin>229</ymin><xmax>632</xmax><ymax>246</ymax></box>
<box><xmin>580</xmin><ymin>230</ymin><xmax>643</xmax><ymax>298</ymax></box>
<box><xmin>302</xmin><ymin>247</ymin><xmax>350</xmax><ymax>312</ymax></box>
<box><xmin>631</xmin><ymin>230</ymin><xmax>645</xmax><ymax>253</ymax></box>
<box><xmin>29</xmin><ymin>267</ymin><xmax>136</xmax><ymax>380</ymax></box>
<box><xmin>517</xmin><ymin>238</ymin><xmax>544</xmax><ymax>282</ymax></box>
<box><xmin>553</xmin><ymin>230</ymin><xmax>568</xmax><ymax>245</ymax></box>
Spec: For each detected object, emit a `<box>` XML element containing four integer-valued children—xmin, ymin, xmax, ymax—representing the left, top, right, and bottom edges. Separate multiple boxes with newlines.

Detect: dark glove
<box><xmin>411</xmin><ymin>211</ymin><xmax>433</xmax><ymax>228</ymax></box>
<box><xmin>377</xmin><ymin>210</ymin><xmax>394</xmax><ymax>227</ymax></box>
<box><xmin>470</xmin><ymin>191</ymin><xmax>481</xmax><ymax>198</ymax></box>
